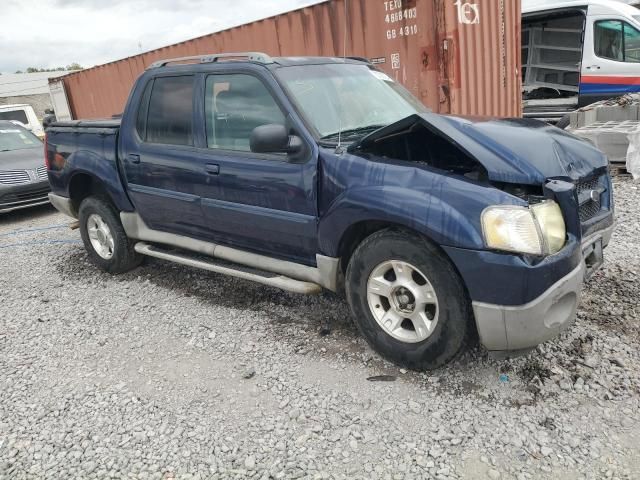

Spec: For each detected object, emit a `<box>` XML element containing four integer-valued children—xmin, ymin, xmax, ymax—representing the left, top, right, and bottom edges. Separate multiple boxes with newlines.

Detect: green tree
<box><xmin>14</xmin><ymin>63</ymin><xmax>83</xmax><ymax>74</ymax></box>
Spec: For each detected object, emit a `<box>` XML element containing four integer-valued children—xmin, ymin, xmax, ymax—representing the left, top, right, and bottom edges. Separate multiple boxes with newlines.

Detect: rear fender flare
<box><xmin>65</xmin><ymin>150</ymin><xmax>134</xmax><ymax>212</ymax></box>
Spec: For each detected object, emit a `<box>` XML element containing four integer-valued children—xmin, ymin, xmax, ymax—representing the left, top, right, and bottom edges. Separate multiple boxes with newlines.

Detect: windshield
<box><xmin>275</xmin><ymin>63</ymin><xmax>429</xmax><ymax>142</ymax></box>
<box><xmin>0</xmin><ymin>109</ymin><xmax>29</xmax><ymax>124</ymax></box>
<box><xmin>0</xmin><ymin>128</ymin><xmax>41</xmax><ymax>152</ymax></box>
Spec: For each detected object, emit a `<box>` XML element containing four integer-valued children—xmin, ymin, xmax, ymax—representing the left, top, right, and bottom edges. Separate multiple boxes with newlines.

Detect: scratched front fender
<box><xmin>317</xmin><ymin>150</ymin><xmax>526</xmax><ymax>257</ymax></box>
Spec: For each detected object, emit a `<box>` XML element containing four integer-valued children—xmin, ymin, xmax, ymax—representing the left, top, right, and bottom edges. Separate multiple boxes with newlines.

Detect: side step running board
<box><xmin>120</xmin><ymin>212</ymin><xmax>340</xmax><ymax>292</ymax></box>
<box><xmin>134</xmin><ymin>242</ymin><xmax>322</xmax><ymax>295</ymax></box>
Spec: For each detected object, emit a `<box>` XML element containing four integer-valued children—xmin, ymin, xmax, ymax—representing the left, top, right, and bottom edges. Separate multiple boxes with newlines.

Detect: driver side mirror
<box><xmin>250</xmin><ymin>124</ymin><xmax>303</xmax><ymax>156</ymax></box>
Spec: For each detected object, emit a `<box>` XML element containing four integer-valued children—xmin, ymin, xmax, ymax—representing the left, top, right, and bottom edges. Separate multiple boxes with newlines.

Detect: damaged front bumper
<box><xmin>470</xmin><ymin>225</ymin><xmax>614</xmax><ymax>353</ymax></box>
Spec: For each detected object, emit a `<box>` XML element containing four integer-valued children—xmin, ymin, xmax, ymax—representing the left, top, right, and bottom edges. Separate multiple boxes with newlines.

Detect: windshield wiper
<box><xmin>320</xmin><ymin>125</ymin><xmax>387</xmax><ymax>142</ymax></box>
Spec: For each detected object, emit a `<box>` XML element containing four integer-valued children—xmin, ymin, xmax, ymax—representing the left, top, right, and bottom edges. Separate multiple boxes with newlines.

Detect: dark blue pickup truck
<box><xmin>45</xmin><ymin>53</ymin><xmax>614</xmax><ymax>369</ymax></box>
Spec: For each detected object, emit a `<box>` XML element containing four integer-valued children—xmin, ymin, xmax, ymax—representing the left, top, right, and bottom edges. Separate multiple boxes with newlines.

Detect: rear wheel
<box><xmin>78</xmin><ymin>196</ymin><xmax>142</xmax><ymax>274</ymax></box>
<box><xmin>345</xmin><ymin>229</ymin><xmax>472</xmax><ymax>370</ymax></box>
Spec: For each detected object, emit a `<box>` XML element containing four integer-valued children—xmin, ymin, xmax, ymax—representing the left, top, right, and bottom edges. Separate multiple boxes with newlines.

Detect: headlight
<box><xmin>482</xmin><ymin>201</ymin><xmax>566</xmax><ymax>256</ymax></box>
<box><xmin>531</xmin><ymin>201</ymin><xmax>566</xmax><ymax>255</ymax></box>
<box><xmin>482</xmin><ymin>206</ymin><xmax>543</xmax><ymax>255</ymax></box>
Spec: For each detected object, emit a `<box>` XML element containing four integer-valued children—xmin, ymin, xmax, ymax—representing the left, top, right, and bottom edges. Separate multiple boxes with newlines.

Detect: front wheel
<box><xmin>345</xmin><ymin>229</ymin><xmax>473</xmax><ymax>370</ymax></box>
<box><xmin>78</xmin><ymin>196</ymin><xmax>143</xmax><ymax>274</ymax></box>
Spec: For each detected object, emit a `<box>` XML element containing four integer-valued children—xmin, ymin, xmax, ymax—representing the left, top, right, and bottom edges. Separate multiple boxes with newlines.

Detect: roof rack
<box><xmin>148</xmin><ymin>52</ymin><xmax>274</xmax><ymax>69</ymax></box>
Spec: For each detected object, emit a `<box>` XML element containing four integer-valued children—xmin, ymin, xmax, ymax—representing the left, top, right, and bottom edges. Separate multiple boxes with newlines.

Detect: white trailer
<box><xmin>48</xmin><ymin>79</ymin><xmax>73</xmax><ymax>122</ymax></box>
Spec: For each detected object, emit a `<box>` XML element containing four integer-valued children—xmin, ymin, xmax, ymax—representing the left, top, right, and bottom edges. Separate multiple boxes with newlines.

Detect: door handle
<box><xmin>127</xmin><ymin>154</ymin><xmax>140</xmax><ymax>164</ymax></box>
<box><xmin>205</xmin><ymin>164</ymin><xmax>220</xmax><ymax>175</ymax></box>
<box><xmin>586</xmin><ymin>65</ymin><xmax>601</xmax><ymax>70</ymax></box>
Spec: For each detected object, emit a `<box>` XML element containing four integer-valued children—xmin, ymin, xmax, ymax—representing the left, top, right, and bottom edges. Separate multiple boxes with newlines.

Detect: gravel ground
<box><xmin>0</xmin><ymin>177</ymin><xmax>639</xmax><ymax>480</ymax></box>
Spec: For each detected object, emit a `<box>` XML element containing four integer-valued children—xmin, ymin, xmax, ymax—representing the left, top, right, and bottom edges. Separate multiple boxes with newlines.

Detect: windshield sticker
<box><xmin>291</xmin><ymin>81</ymin><xmax>315</xmax><ymax>95</ymax></box>
<box><xmin>18</xmin><ymin>133</ymin><xmax>34</xmax><ymax>144</ymax></box>
<box><xmin>0</xmin><ymin>129</ymin><xmax>21</xmax><ymax>134</ymax></box>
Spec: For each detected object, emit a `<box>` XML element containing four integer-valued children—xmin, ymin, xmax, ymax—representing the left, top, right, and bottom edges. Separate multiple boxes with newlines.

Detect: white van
<box><xmin>522</xmin><ymin>0</ymin><xmax>640</xmax><ymax>123</ymax></box>
<box><xmin>0</xmin><ymin>104</ymin><xmax>45</xmax><ymax>138</ymax></box>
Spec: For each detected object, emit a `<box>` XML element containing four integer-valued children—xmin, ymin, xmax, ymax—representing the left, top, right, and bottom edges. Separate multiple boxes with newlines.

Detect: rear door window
<box><xmin>144</xmin><ymin>76</ymin><xmax>195</xmax><ymax>146</ymax></box>
<box><xmin>204</xmin><ymin>74</ymin><xmax>285</xmax><ymax>152</ymax></box>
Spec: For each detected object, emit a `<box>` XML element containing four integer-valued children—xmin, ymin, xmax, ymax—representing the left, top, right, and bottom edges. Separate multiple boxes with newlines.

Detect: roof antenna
<box><xmin>336</xmin><ymin>0</ymin><xmax>349</xmax><ymax>154</ymax></box>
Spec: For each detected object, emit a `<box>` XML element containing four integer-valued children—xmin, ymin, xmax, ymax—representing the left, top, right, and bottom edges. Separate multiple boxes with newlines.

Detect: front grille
<box><xmin>36</xmin><ymin>165</ymin><xmax>48</xmax><ymax>180</ymax></box>
<box><xmin>576</xmin><ymin>177</ymin><xmax>604</xmax><ymax>223</ymax></box>
<box><xmin>0</xmin><ymin>169</ymin><xmax>30</xmax><ymax>185</ymax></box>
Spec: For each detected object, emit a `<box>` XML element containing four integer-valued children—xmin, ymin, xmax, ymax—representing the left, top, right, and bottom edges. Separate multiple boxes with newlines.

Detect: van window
<box><xmin>595</xmin><ymin>20</ymin><xmax>640</xmax><ymax>63</ymax></box>
<box><xmin>0</xmin><ymin>110</ymin><xmax>28</xmax><ymax>125</ymax></box>
<box><xmin>145</xmin><ymin>76</ymin><xmax>194</xmax><ymax>146</ymax></box>
<box><xmin>205</xmin><ymin>74</ymin><xmax>285</xmax><ymax>152</ymax></box>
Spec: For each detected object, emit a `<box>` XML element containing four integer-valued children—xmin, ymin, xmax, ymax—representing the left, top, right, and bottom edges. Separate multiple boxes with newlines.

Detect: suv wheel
<box><xmin>345</xmin><ymin>229</ymin><xmax>472</xmax><ymax>370</ymax></box>
<box><xmin>78</xmin><ymin>196</ymin><xmax>143</xmax><ymax>274</ymax></box>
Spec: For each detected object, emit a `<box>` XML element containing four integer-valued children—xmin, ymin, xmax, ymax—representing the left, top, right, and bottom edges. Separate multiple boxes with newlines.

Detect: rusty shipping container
<box><xmin>54</xmin><ymin>0</ymin><xmax>521</xmax><ymax>120</ymax></box>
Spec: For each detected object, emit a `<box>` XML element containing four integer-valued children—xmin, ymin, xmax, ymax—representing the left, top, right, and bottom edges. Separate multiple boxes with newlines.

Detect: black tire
<box><xmin>555</xmin><ymin>114</ymin><xmax>571</xmax><ymax>130</ymax></box>
<box><xmin>78</xmin><ymin>196</ymin><xmax>143</xmax><ymax>274</ymax></box>
<box><xmin>345</xmin><ymin>229</ymin><xmax>472</xmax><ymax>370</ymax></box>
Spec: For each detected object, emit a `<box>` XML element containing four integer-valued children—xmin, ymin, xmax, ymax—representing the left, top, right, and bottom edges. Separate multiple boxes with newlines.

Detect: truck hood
<box><xmin>351</xmin><ymin>113</ymin><xmax>608</xmax><ymax>185</ymax></box>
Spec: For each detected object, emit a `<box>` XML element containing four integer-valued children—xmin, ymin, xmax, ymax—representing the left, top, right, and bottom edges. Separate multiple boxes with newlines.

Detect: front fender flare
<box><xmin>318</xmin><ymin>186</ymin><xmax>486</xmax><ymax>257</ymax></box>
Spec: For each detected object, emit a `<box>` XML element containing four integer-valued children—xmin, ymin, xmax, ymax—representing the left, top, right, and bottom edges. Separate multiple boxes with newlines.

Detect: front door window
<box><xmin>205</xmin><ymin>74</ymin><xmax>286</xmax><ymax>153</ymax></box>
<box><xmin>594</xmin><ymin>20</ymin><xmax>640</xmax><ymax>63</ymax></box>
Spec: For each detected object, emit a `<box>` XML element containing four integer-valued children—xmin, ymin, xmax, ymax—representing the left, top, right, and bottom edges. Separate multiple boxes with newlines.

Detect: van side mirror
<box><xmin>250</xmin><ymin>124</ymin><xmax>302</xmax><ymax>155</ymax></box>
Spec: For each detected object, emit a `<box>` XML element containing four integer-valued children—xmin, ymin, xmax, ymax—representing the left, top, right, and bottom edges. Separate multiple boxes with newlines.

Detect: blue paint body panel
<box><xmin>45</xmin><ymin>58</ymin><xmax>614</xmax><ymax>306</ymax></box>
<box><xmin>580</xmin><ymin>83</ymin><xmax>640</xmax><ymax>95</ymax></box>
<box><xmin>443</xmin><ymin>237</ymin><xmax>583</xmax><ymax>306</ymax></box>
<box><xmin>410</xmin><ymin>114</ymin><xmax>608</xmax><ymax>184</ymax></box>
<box><xmin>316</xmin><ymin>148</ymin><xmax>525</xmax><ymax>254</ymax></box>
<box><xmin>46</xmin><ymin>126</ymin><xmax>135</xmax><ymax>213</ymax></box>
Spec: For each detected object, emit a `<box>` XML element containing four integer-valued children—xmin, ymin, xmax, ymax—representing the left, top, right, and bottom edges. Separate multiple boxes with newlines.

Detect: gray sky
<box><xmin>0</xmin><ymin>0</ymin><xmax>317</xmax><ymax>73</ymax></box>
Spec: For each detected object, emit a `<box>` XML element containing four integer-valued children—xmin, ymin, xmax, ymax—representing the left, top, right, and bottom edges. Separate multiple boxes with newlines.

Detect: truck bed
<box><xmin>48</xmin><ymin>119</ymin><xmax>121</xmax><ymax>132</ymax></box>
<box><xmin>45</xmin><ymin>118</ymin><xmax>130</xmax><ymax>212</ymax></box>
